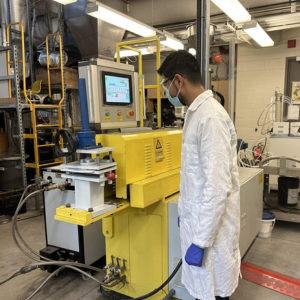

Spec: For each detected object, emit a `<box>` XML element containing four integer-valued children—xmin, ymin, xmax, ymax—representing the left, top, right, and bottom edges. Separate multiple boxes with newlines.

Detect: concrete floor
<box><xmin>0</xmin><ymin>215</ymin><xmax>299</xmax><ymax>300</ymax></box>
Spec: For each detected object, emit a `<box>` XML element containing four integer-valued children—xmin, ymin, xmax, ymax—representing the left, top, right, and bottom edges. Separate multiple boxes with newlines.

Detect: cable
<box><xmin>24</xmin><ymin>264</ymin><xmax>126</xmax><ymax>300</ymax></box>
<box><xmin>99</xmin><ymin>260</ymin><xmax>182</xmax><ymax>300</ymax></box>
<box><xmin>263</xmin><ymin>197</ymin><xmax>300</xmax><ymax>214</ymax></box>
<box><xmin>12</xmin><ymin>185</ymin><xmax>105</xmax><ymax>272</ymax></box>
<box><xmin>0</xmin><ymin>270</ymin><xmax>21</xmax><ymax>286</ymax></box>
<box><xmin>25</xmin><ymin>267</ymin><xmax>64</xmax><ymax>300</ymax></box>
<box><xmin>124</xmin><ymin>259</ymin><xmax>182</xmax><ymax>300</ymax></box>
<box><xmin>257</xmin><ymin>102</ymin><xmax>275</xmax><ymax>135</ymax></box>
<box><xmin>10</xmin><ymin>183</ymin><xmax>182</xmax><ymax>300</ymax></box>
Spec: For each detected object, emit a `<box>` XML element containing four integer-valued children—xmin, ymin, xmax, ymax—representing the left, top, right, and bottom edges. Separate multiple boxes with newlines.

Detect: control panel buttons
<box><xmin>105</xmin><ymin>111</ymin><xmax>110</xmax><ymax>116</ymax></box>
<box><xmin>127</xmin><ymin>110</ymin><xmax>135</xmax><ymax>117</ymax></box>
<box><xmin>117</xmin><ymin>112</ymin><xmax>122</xmax><ymax>116</ymax></box>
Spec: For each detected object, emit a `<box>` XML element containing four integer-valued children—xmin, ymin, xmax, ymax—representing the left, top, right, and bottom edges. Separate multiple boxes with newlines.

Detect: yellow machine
<box><xmin>55</xmin><ymin>130</ymin><xmax>182</xmax><ymax>299</ymax></box>
<box><xmin>99</xmin><ymin>130</ymin><xmax>181</xmax><ymax>298</ymax></box>
<box><xmin>54</xmin><ymin>38</ymin><xmax>183</xmax><ymax>299</ymax></box>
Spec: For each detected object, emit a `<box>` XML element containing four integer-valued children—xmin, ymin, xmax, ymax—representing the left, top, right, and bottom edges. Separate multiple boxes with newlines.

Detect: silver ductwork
<box><xmin>187</xmin><ymin>23</ymin><xmax>215</xmax><ymax>49</ymax></box>
<box><xmin>64</xmin><ymin>0</ymin><xmax>126</xmax><ymax>59</ymax></box>
<box><xmin>3</xmin><ymin>0</ymin><xmax>27</xmax><ymax>37</ymax></box>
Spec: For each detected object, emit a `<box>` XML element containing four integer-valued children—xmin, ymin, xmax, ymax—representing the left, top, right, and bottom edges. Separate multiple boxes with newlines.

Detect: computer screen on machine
<box><xmin>102</xmin><ymin>72</ymin><xmax>132</xmax><ymax>105</ymax></box>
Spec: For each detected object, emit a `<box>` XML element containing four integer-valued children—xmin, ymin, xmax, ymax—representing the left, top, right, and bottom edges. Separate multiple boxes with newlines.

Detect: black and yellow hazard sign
<box><xmin>154</xmin><ymin>137</ymin><xmax>164</xmax><ymax>159</ymax></box>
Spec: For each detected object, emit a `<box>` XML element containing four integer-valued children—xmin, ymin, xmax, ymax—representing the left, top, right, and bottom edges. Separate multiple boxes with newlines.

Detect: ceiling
<box><xmin>127</xmin><ymin>0</ymin><xmax>299</xmax><ymax>27</ymax></box>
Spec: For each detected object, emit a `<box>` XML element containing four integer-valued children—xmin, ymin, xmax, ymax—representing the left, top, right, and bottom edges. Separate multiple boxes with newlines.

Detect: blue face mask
<box><xmin>166</xmin><ymin>78</ymin><xmax>183</xmax><ymax>107</ymax></box>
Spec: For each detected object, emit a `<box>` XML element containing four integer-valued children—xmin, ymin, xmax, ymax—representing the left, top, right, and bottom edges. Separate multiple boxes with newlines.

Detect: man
<box><xmin>157</xmin><ymin>50</ymin><xmax>240</xmax><ymax>300</ymax></box>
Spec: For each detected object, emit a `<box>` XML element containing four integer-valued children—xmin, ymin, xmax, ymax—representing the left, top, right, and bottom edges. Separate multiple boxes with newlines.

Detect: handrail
<box><xmin>45</xmin><ymin>33</ymin><xmax>65</xmax><ymax>105</ymax></box>
<box><xmin>116</xmin><ymin>37</ymin><xmax>161</xmax><ymax>128</ymax></box>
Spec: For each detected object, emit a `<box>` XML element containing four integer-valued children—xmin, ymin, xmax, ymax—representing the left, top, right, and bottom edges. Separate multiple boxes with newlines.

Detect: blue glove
<box><xmin>185</xmin><ymin>244</ymin><xmax>204</xmax><ymax>267</ymax></box>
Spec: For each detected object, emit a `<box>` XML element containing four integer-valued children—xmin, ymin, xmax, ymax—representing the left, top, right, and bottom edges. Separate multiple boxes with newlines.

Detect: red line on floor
<box><xmin>241</xmin><ymin>262</ymin><xmax>300</xmax><ymax>299</ymax></box>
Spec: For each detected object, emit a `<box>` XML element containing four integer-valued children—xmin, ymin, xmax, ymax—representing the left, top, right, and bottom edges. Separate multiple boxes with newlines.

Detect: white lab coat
<box><xmin>179</xmin><ymin>90</ymin><xmax>240</xmax><ymax>300</ymax></box>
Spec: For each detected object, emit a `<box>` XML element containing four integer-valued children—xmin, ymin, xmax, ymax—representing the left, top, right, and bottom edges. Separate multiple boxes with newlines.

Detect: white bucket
<box><xmin>258</xmin><ymin>211</ymin><xmax>276</xmax><ymax>238</ymax></box>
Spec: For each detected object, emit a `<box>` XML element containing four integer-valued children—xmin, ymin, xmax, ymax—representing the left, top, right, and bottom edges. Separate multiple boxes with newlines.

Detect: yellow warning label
<box><xmin>105</xmin><ymin>117</ymin><xmax>111</xmax><ymax>122</ymax></box>
<box><xmin>259</xmin><ymin>173</ymin><xmax>263</xmax><ymax>184</ymax></box>
<box><xmin>116</xmin><ymin>116</ymin><xmax>123</xmax><ymax>121</ymax></box>
<box><xmin>154</xmin><ymin>138</ymin><xmax>164</xmax><ymax>158</ymax></box>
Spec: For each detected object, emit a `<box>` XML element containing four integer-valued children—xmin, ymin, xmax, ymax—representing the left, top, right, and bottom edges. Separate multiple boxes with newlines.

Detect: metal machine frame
<box><xmin>115</xmin><ymin>37</ymin><xmax>162</xmax><ymax>128</ymax></box>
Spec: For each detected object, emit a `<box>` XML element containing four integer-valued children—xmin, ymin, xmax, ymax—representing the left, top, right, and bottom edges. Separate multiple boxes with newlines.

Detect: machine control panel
<box><xmin>78</xmin><ymin>59</ymin><xmax>140</xmax><ymax>130</ymax></box>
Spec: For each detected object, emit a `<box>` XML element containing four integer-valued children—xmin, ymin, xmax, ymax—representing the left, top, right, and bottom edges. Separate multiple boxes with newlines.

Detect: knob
<box><xmin>107</xmin><ymin>172</ymin><xmax>115</xmax><ymax>180</ymax></box>
<box><xmin>127</xmin><ymin>110</ymin><xmax>135</xmax><ymax>117</ymax></box>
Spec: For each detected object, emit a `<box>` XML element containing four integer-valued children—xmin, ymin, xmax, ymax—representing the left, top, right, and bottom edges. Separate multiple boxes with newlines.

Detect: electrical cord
<box><xmin>25</xmin><ymin>267</ymin><xmax>64</xmax><ymax>300</ymax></box>
<box><xmin>7</xmin><ymin>183</ymin><xmax>183</xmax><ymax>300</ymax></box>
<box><xmin>23</xmin><ymin>264</ymin><xmax>126</xmax><ymax>300</ymax></box>
<box><xmin>100</xmin><ymin>260</ymin><xmax>182</xmax><ymax>300</ymax></box>
<box><xmin>263</xmin><ymin>197</ymin><xmax>300</xmax><ymax>214</ymax></box>
<box><xmin>11</xmin><ymin>184</ymin><xmax>106</xmax><ymax>273</ymax></box>
<box><xmin>257</xmin><ymin>102</ymin><xmax>275</xmax><ymax>135</ymax></box>
<box><xmin>0</xmin><ymin>270</ymin><xmax>21</xmax><ymax>286</ymax></box>
<box><xmin>129</xmin><ymin>259</ymin><xmax>182</xmax><ymax>300</ymax></box>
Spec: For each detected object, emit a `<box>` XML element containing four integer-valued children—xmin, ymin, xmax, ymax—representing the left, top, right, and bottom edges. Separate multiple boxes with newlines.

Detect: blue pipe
<box><xmin>77</xmin><ymin>78</ymin><xmax>100</xmax><ymax>149</ymax></box>
<box><xmin>78</xmin><ymin>78</ymin><xmax>90</xmax><ymax>132</ymax></box>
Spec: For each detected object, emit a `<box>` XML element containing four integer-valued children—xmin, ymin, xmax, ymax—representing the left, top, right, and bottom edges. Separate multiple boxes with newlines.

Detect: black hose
<box><xmin>54</xmin><ymin>128</ymin><xmax>77</xmax><ymax>158</ymax></box>
<box><xmin>125</xmin><ymin>259</ymin><xmax>182</xmax><ymax>300</ymax></box>
<box><xmin>215</xmin><ymin>91</ymin><xmax>225</xmax><ymax>107</ymax></box>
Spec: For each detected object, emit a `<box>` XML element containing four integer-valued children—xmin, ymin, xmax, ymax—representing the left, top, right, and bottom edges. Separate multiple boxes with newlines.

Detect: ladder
<box><xmin>5</xmin><ymin>23</ymin><xmax>65</xmax><ymax>178</ymax></box>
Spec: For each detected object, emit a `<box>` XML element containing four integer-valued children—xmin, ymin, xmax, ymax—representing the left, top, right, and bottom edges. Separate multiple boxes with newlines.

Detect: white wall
<box><xmin>235</xmin><ymin>28</ymin><xmax>300</xmax><ymax>149</ymax></box>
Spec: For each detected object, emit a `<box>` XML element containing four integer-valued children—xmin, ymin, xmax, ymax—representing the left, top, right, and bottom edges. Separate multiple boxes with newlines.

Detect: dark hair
<box><xmin>157</xmin><ymin>50</ymin><xmax>202</xmax><ymax>86</ymax></box>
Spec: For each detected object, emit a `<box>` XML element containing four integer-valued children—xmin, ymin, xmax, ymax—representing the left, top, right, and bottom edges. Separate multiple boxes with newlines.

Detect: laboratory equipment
<box><xmin>78</xmin><ymin>59</ymin><xmax>140</xmax><ymax>130</ymax></box>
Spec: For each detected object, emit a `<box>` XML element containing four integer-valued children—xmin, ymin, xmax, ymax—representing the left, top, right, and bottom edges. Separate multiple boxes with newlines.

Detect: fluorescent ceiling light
<box><xmin>53</xmin><ymin>0</ymin><xmax>77</xmax><ymax>4</ymax></box>
<box><xmin>115</xmin><ymin>47</ymin><xmax>153</xmax><ymax>58</ymax></box>
<box><xmin>160</xmin><ymin>36</ymin><xmax>184</xmax><ymax>51</ymax></box>
<box><xmin>243</xmin><ymin>21</ymin><xmax>274</xmax><ymax>47</ymax></box>
<box><xmin>211</xmin><ymin>0</ymin><xmax>251</xmax><ymax>23</ymax></box>
<box><xmin>189</xmin><ymin>48</ymin><xmax>196</xmax><ymax>56</ymax></box>
<box><xmin>86</xmin><ymin>2</ymin><xmax>156</xmax><ymax>37</ymax></box>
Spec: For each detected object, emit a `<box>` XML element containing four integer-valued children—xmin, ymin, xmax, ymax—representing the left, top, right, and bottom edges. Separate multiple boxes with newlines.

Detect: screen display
<box><xmin>102</xmin><ymin>72</ymin><xmax>132</xmax><ymax>105</ymax></box>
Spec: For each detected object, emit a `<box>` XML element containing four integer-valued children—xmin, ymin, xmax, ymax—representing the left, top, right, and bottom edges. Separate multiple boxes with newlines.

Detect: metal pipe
<box><xmin>228</xmin><ymin>38</ymin><xmax>235</xmax><ymax>122</ymax></box>
<box><xmin>275</xmin><ymin>92</ymin><xmax>283</xmax><ymax>122</ymax></box>
<box><xmin>162</xmin><ymin>289</ymin><xmax>176</xmax><ymax>300</ymax></box>
<box><xmin>196</xmin><ymin>0</ymin><xmax>202</xmax><ymax>71</ymax></box>
<box><xmin>154</xmin><ymin>1</ymin><xmax>300</xmax><ymax>33</ymax></box>
<box><xmin>203</xmin><ymin>0</ymin><xmax>210</xmax><ymax>90</ymax></box>
<box><xmin>0</xmin><ymin>0</ymin><xmax>6</xmax><ymax>45</ymax></box>
<box><xmin>196</xmin><ymin>0</ymin><xmax>210</xmax><ymax>89</ymax></box>
<box><xmin>25</xmin><ymin>0</ymin><xmax>34</xmax><ymax>85</ymax></box>
<box><xmin>3</xmin><ymin>0</ymin><xmax>10</xmax><ymax>27</ymax></box>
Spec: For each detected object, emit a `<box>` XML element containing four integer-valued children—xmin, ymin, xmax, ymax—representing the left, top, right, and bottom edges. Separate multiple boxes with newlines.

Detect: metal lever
<box><xmin>122</xmin><ymin>259</ymin><xmax>127</xmax><ymax>271</ymax></box>
<box><xmin>116</xmin><ymin>257</ymin><xmax>121</xmax><ymax>269</ymax></box>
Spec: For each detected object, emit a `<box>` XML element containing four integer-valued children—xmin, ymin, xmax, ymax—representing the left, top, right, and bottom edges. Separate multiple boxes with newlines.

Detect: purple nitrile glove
<box><xmin>185</xmin><ymin>243</ymin><xmax>205</xmax><ymax>267</ymax></box>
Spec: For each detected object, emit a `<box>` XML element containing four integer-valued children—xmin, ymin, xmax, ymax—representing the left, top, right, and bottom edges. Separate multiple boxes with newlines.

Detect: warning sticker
<box><xmin>116</xmin><ymin>116</ymin><xmax>123</xmax><ymax>121</ymax></box>
<box><xmin>259</xmin><ymin>173</ymin><xmax>263</xmax><ymax>185</ymax></box>
<box><xmin>154</xmin><ymin>138</ymin><xmax>164</xmax><ymax>159</ymax></box>
<box><xmin>105</xmin><ymin>117</ymin><xmax>111</xmax><ymax>122</ymax></box>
